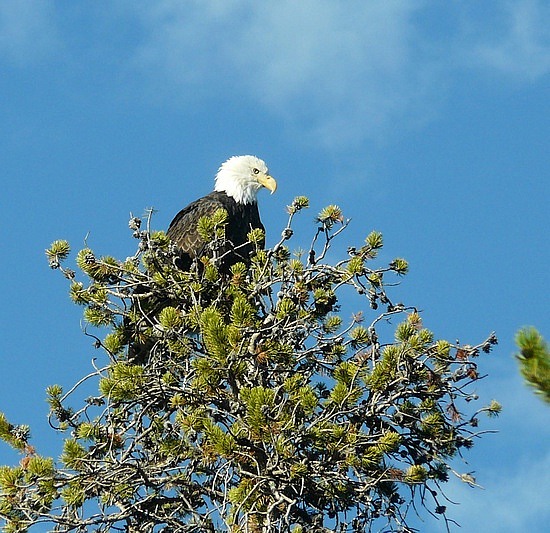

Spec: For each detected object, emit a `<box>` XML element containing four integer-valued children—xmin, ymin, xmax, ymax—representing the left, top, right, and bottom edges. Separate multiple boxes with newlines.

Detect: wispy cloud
<box><xmin>127</xmin><ymin>0</ymin><xmax>548</xmax><ymax>147</ymax></box>
<box><xmin>442</xmin><ymin>450</ymin><xmax>550</xmax><ymax>532</ymax></box>
<box><xmin>128</xmin><ymin>0</ymin><xmax>434</xmax><ymax>146</ymax></box>
<box><xmin>0</xmin><ymin>0</ymin><xmax>59</xmax><ymax>65</ymax></box>
<box><xmin>3</xmin><ymin>0</ymin><xmax>547</xmax><ymax>146</ymax></box>
<box><xmin>461</xmin><ymin>0</ymin><xmax>550</xmax><ymax>81</ymax></box>
<box><xmin>234</xmin><ymin>1</ymin><xmax>436</xmax><ymax>147</ymax></box>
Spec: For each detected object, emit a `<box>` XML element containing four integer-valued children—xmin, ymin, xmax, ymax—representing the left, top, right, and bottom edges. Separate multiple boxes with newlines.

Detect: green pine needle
<box><xmin>515</xmin><ymin>327</ymin><xmax>550</xmax><ymax>403</ymax></box>
<box><xmin>316</xmin><ymin>205</ymin><xmax>343</xmax><ymax>229</ymax></box>
<box><xmin>287</xmin><ymin>196</ymin><xmax>310</xmax><ymax>214</ymax></box>
<box><xmin>45</xmin><ymin>240</ymin><xmax>71</xmax><ymax>267</ymax></box>
<box><xmin>365</xmin><ymin>231</ymin><xmax>383</xmax><ymax>250</ymax></box>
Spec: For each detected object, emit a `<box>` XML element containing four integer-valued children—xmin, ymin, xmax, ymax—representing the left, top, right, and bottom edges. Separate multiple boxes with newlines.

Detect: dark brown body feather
<box><xmin>167</xmin><ymin>191</ymin><xmax>265</xmax><ymax>270</ymax></box>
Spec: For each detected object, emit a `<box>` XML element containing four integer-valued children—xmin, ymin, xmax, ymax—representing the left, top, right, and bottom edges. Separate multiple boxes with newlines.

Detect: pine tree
<box><xmin>515</xmin><ymin>327</ymin><xmax>550</xmax><ymax>403</ymax></box>
<box><xmin>1</xmin><ymin>198</ymin><xmax>500</xmax><ymax>532</ymax></box>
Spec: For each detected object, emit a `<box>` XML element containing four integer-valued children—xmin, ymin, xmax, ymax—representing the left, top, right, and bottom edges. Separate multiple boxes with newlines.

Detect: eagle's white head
<box><xmin>214</xmin><ymin>155</ymin><xmax>277</xmax><ymax>205</ymax></box>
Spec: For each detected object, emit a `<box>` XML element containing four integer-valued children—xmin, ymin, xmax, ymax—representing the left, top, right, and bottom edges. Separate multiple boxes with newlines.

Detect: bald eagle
<box><xmin>166</xmin><ymin>155</ymin><xmax>277</xmax><ymax>270</ymax></box>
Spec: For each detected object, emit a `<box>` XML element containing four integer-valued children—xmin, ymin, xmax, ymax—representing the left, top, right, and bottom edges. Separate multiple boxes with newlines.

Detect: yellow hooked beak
<box><xmin>257</xmin><ymin>174</ymin><xmax>277</xmax><ymax>194</ymax></box>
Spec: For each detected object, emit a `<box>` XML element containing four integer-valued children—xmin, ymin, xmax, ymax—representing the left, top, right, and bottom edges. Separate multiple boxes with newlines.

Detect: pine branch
<box><xmin>515</xmin><ymin>326</ymin><xmax>550</xmax><ymax>403</ymax></box>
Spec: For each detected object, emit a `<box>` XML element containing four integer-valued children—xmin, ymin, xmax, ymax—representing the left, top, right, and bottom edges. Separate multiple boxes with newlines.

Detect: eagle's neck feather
<box><xmin>214</xmin><ymin>172</ymin><xmax>259</xmax><ymax>205</ymax></box>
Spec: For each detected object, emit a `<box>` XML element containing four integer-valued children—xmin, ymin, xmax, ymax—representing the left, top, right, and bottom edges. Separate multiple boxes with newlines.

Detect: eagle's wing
<box><xmin>166</xmin><ymin>192</ymin><xmax>225</xmax><ymax>258</ymax></box>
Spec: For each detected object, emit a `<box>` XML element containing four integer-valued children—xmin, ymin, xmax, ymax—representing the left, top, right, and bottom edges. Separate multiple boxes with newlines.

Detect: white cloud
<box><xmin>442</xmin><ymin>451</ymin><xmax>550</xmax><ymax>532</ymax></box>
<box><xmin>128</xmin><ymin>0</ymin><xmax>434</xmax><ymax>147</ymax></box>
<box><xmin>0</xmin><ymin>0</ymin><xmax>59</xmax><ymax>64</ymax></box>
<box><xmin>0</xmin><ymin>0</ymin><xmax>518</xmax><ymax>149</ymax></box>
<box><xmin>234</xmin><ymin>1</ymin><xmax>436</xmax><ymax>146</ymax></box>
<box><xmin>5</xmin><ymin>0</ymin><xmax>546</xmax><ymax>147</ymax></box>
<box><xmin>131</xmin><ymin>0</ymin><xmax>243</xmax><ymax>87</ymax></box>
<box><xmin>126</xmin><ymin>0</ymin><xmax>548</xmax><ymax>148</ymax></box>
<box><xmin>463</xmin><ymin>0</ymin><xmax>550</xmax><ymax>81</ymax></box>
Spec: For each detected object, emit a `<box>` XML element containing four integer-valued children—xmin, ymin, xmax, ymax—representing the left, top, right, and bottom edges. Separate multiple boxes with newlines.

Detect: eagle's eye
<box><xmin>252</xmin><ymin>168</ymin><xmax>260</xmax><ymax>175</ymax></box>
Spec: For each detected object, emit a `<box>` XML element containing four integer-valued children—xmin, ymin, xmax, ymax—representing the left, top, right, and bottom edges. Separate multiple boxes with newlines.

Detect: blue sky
<box><xmin>1</xmin><ymin>1</ymin><xmax>549</xmax><ymax>531</ymax></box>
